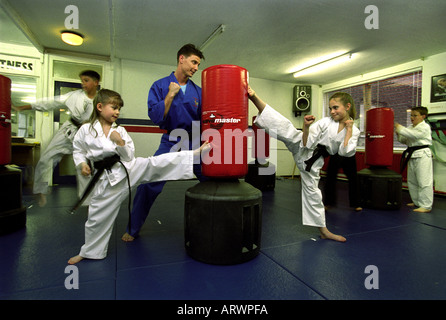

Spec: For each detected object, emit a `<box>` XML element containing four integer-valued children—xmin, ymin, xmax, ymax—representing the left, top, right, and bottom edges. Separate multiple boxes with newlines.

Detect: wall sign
<box><xmin>0</xmin><ymin>54</ymin><xmax>39</xmax><ymax>76</ymax></box>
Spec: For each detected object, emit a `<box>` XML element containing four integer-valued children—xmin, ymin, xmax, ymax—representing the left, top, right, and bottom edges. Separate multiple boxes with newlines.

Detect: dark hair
<box><xmin>329</xmin><ymin>92</ymin><xmax>356</xmax><ymax>119</ymax></box>
<box><xmin>176</xmin><ymin>43</ymin><xmax>204</xmax><ymax>62</ymax></box>
<box><xmin>79</xmin><ymin>70</ymin><xmax>101</xmax><ymax>82</ymax></box>
<box><xmin>411</xmin><ymin>106</ymin><xmax>428</xmax><ymax>117</ymax></box>
<box><xmin>89</xmin><ymin>89</ymin><xmax>124</xmax><ymax>137</ymax></box>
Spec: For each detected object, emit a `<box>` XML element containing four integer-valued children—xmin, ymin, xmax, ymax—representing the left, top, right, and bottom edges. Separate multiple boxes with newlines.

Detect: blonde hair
<box><xmin>329</xmin><ymin>92</ymin><xmax>356</xmax><ymax>119</ymax></box>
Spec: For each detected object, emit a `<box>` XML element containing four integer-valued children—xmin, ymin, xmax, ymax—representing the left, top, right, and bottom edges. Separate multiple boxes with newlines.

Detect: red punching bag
<box><xmin>365</xmin><ymin>107</ymin><xmax>394</xmax><ymax>167</ymax></box>
<box><xmin>0</xmin><ymin>75</ymin><xmax>12</xmax><ymax>165</ymax></box>
<box><xmin>201</xmin><ymin>65</ymin><xmax>249</xmax><ymax>178</ymax></box>
<box><xmin>251</xmin><ymin>115</ymin><xmax>270</xmax><ymax>160</ymax></box>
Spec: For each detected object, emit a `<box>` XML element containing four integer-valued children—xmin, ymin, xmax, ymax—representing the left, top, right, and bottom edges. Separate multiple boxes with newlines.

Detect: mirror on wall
<box><xmin>8</xmin><ymin>74</ymin><xmax>38</xmax><ymax>138</ymax></box>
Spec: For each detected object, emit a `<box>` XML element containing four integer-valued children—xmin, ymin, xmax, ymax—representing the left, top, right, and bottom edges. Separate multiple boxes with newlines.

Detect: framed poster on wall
<box><xmin>431</xmin><ymin>74</ymin><xmax>446</xmax><ymax>102</ymax></box>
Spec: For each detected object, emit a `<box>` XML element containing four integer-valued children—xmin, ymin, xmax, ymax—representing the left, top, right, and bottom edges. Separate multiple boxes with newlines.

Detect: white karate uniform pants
<box><xmin>298</xmin><ymin>158</ymin><xmax>326</xmax><ymax>227</ymax></box>
<box><xmin>407</xmin><ymin>155</ymin><xmax>433</xmax><ymax>210</ymax></box>
<box><xmin>33</xmin><ymin>121</ymin><xmax>88</xmax><ymax>197</ymax></box>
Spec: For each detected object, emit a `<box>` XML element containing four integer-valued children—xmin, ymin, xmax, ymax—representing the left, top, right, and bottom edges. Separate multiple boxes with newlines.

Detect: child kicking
<box><xmin>248</xmin><ymin>86</ymin><xmax>360</xmax><ymax>242</ymax></box>
<box><xmin>68</xmin><ymin>89</ymin><xmax>209</xmax><ymax>264</ymax></box>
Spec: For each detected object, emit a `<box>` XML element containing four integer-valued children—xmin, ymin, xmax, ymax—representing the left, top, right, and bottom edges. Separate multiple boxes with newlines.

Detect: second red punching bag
<box><xmin>201</xmin><ymin>65</ymin><xmax>249</xmax><ymax>178</ymax></box>
<box><xmin>365</xmin><ymin>107</ymin><xmax>394</xmax><ymax>167</ymax></box>
<box><xmin>0</xmin><ymin>75</ymin><xmax>12</xmax><ymax>165</ymax></box>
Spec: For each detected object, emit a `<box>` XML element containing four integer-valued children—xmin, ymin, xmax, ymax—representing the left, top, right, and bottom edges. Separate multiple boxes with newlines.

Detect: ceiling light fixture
<box><xmin>199</xmin><ymin>24</ymin><xmax>226</xmax><ymax>51</ymax></box>
<box><xmin>61</xmin><ymin>30</ymin><xmax>84</xmax><ymax>46</ymax></box>
<box><xmin>293</xmin><ymin>52</ymin><xmax>354</xmax><ymax>78</ymax></box>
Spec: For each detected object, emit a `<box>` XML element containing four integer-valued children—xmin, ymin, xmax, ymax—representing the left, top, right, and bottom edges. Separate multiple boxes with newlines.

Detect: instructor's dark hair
<box><xmin>177</xmin><ymin>43</ymin><xmax>204</xmax><ymax>62</ymax></box>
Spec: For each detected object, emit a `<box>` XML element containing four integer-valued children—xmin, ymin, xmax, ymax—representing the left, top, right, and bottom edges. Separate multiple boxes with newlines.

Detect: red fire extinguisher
<box><xmin>0</xmin><ymin>74</ymin><xmax>12</xmax><ymax>165</ymax></box>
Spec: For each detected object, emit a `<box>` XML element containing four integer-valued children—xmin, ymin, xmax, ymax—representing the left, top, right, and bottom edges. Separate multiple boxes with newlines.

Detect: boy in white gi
<box><xmin>68</xmin><ymin>89</ymin><xmax>209</xmax><ymax>264</ymax></box>
<box><xmin>248</xmin><ymin>86</ymin><xmax>360</xmax><ymax>242</ymax></box>
<box><xmin>13</xmin><ymin>70</ymin><xmax>100</xmax><ymax>207</ymax></box>
<box><xmin>395</xmin><ymin>106</ymin><xmax>433</xmax><ymax>213</ymax></box>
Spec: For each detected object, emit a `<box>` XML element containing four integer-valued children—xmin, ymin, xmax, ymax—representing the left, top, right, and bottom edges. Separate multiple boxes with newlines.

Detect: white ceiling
<box><xmin>1</xmin><ymin>0</ymin><xmax>445</xmax><ymax>85</ymax></box>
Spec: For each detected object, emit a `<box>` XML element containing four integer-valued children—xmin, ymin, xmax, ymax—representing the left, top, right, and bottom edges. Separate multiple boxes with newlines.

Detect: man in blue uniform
<box><xmin>122</xmin><ymin>44</ymin><xmax>206</xmax><ymax>241</ymax></box>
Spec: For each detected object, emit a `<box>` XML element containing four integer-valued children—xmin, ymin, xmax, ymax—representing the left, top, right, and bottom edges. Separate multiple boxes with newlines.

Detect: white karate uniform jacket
<box><xmin>32</xmin><ymin>89</ymin><xmax>93</xmax><ymax>125</ymax></box>
<box><xmin>255</xmin><ymin>105</ymin><xmax>360</xmax><ymax>228</ymax></box>
<box><xmin>396</xmin><ymin>120</ymin><xmax>433</xmax><ymax>210</ymax></box>
<box><xmin>72</xmin><ymin>121</ymin><xmax>195</xmax><ymax>260</ymax></box>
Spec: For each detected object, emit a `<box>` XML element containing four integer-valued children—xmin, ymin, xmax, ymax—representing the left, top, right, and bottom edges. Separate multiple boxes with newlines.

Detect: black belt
<box><xmin>69</xmin><ymin>154</ymin><xmax>132</xmax><ymax>231</ymax></box>
<box><xmin>304</xmin><ymin>144</ymin><xmax>330</xmax><ymax>172</ymax></box>
<box><xmin>70</xmin><ymin>117</ymin><xmax>83</xmax><ymax>128</ymax></box>
<box><xmin>400</xmin><ymin>145</ymin><xmax>430</xmax><ymax>173</ymax></box>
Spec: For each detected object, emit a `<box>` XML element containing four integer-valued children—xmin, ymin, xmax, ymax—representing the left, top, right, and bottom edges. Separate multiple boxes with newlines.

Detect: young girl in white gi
<box><xmin>395</xmin><ymin>106</ymin><xmax>433</xmax><ymax>213</ymax></box>
<box><xmin>248</xmin><ymin>86</ymin><xmax>360</xmax><ymax>242</ymax></box>
<box><xmin>68</xmin><ymin>89</ymin><xmax>209</xmax><ymax>264</ymax></box>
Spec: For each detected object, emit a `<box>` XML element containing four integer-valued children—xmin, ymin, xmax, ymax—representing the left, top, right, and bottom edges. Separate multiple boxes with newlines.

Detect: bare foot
<box><xmin>355</xmin><ymin>207</ymin><xmax>363</xmax><ymax>212</ymax></box>
<box><xmin>413</xmin><ymin>207</ymin><xmax>431</xmax><ymax>213</ymax></box>
<box><xmin>37</xmin><ymin>193</ymin><xmax>47</xmax><ymax>207</ymax></box>
<box><xmin>319</xmin><ymin>227</ymin><xmax>347</xmax><ymax>242</ymax></box>
<box><xmin>407</xmin><ymin>203</ymin><xmax>415</xmax><ymax>207</ymax></box>
<box><xmin>68</xmin><ymin>255</ymin><xmax>84</xmax><ymax>265</ymax></box>
<box><xmin>121</xmin><ymin>232</ymin><xmax>135</xmax><ymax>242</ymax></box>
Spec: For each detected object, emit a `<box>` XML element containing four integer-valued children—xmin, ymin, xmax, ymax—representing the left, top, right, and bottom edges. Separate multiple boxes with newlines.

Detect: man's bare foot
<box><xmin>407</xmin><ymin>203</ymin><xmax>415</xmax><ymax>207</ymax></box>
<box><xmin>355</xmin><ymin>207</ymin><xmax>363</xmax><ymax>212</ymax></box>
<box><xmin>121</xmin><ymin>232</ymin><xmax>135</xmax><ymax>242</ymax></box>
<box><xmin>68</xmin><ymin>255</ymin><xmax>84</xmax><ymax>265</ymax></box>
<box><xmin>38</xmin><ymin>193</ymin><xmax>47</xmax><ymax>207</ymax></box>
<box><xmin>319</xmin><ymin>227</ymin><xmax>346</xmax><ymax>242</ymax></box>
<box><xmin>413</xmin><ymin>207</ymin><xmax>431</xmax><ymax>213</ymax></box>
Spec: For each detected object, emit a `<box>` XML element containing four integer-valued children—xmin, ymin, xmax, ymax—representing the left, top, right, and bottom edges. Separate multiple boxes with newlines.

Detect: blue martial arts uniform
<box><xmin>127</xmin><ymin>72</ymin><xmax>207</xmax><ymax>237</ymax></box>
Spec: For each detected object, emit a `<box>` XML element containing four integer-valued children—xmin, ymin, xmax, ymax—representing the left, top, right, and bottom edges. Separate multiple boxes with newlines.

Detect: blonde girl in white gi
<box><xmin>395</xmin><ymin>106</ymin><xmax>433</xmax><ymax>213</ymax></box>
<box><xmin>68</xmin><ymin>89</ymin><xmax>209</xmax><ymax>264</ymax></box>
<box><xmin>248</xmin><ymin>86</ymin><xmax>360</xmax><ymax>242</ymax></box>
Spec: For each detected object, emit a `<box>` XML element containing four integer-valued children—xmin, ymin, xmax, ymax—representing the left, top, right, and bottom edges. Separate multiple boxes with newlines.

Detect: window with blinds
<box><xmin>324</xmin><ymin>71</ymin><xmax>422</xmax><ymax>149</ymax></box>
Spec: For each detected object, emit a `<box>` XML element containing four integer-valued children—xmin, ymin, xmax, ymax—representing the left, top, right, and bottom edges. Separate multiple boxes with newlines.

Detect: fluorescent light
<box><xmin>293</xmin><ymin>52</ymin><xmax>354</xmax><ymax>78</ymax></box>
<box><xmin>291</xmin><ymin>51</ymin><xmax>346</xmax><ymax>71</ymax></box>
<box><xmin>61</xmin><ymin>30</ymin><xmax>84</xmax><ymax>46</ymax></box>
<box><xmin>199</xmin><ymin>24</ymin><xmax>226</xmax><ymax>51</ymax></box>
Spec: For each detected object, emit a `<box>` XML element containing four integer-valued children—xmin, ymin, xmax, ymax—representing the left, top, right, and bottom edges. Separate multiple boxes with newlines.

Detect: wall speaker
<box><xmin>293</xmin><ymin>85</ymin><xmax>311</xmax><ymax>116</ymax></box>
